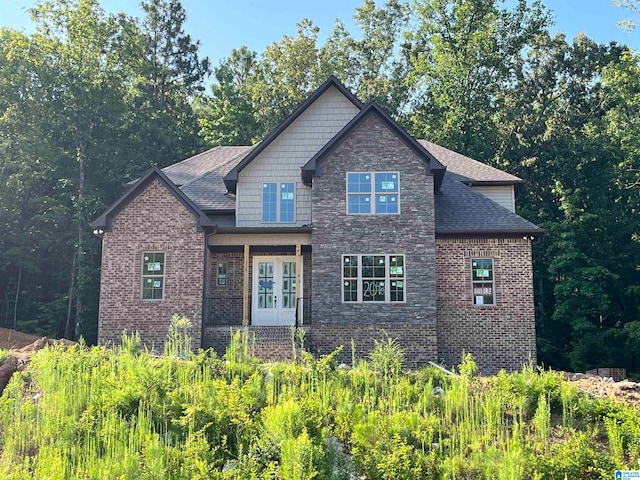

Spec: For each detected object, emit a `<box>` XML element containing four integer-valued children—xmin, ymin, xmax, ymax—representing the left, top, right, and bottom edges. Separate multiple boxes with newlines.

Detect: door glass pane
<box><xmin>282</xmin><ymin>261</ymin><xmax>296</xmax><ymax>310</ymax></box>
<box><xmin>258</xmin><ymin>261</ymin><xmax>274</xmax><ymax>309</ymax></box>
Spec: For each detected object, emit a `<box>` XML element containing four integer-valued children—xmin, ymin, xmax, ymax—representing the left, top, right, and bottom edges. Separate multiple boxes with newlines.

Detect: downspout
<box><xmin>201</xmin><ymin>229</ymin><xmax>216</xmax><ymax>349</ymax></box>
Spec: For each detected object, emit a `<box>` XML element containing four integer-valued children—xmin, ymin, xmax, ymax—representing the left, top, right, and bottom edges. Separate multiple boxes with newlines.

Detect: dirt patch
<box><xmin>0</xmin><ymin>332</ymin><xmax>77</xmax><ymax>394</ymax></box>
<box><xmin>565</xmin><ymin>372</ymin><xmax>640</xmax><ymax>408</ymax></box>
<box><xmin>0</xmin><ymin>328</ymin><xmax>44</xmax><ymax>350</ymax></box>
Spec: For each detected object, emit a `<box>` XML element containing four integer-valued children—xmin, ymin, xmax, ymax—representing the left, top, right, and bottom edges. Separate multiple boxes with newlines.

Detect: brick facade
<box><xmin>310</xmin><ymin>112</ymin><xmax>438</xmax><ymax>365</ymax></box>
<box><xmin>97</xmin><ymin>178</ymin><xmax>204</xmax><ymax>350</ymax></box>
<box><xmin>435</xmin><ymin>237</ymin><xmax>536</xmax><ymax>374</ymax></box>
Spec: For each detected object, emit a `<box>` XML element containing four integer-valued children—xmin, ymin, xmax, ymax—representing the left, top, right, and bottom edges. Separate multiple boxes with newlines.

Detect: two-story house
<box><xmin>91</xmin><ymin>77</ymin><xmax>542</xmax><ymax>373</ymax></box>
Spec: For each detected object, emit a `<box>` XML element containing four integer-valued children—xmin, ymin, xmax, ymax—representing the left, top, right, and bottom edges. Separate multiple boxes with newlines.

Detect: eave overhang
<box><xmin>435</xmin><ymin>228</ymin><xmax>545</xmax><ymax>239</ymax></box>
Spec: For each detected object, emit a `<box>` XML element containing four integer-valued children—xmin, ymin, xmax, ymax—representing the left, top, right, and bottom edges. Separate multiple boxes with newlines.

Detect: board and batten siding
<box><xmin>471</xmin><ymin>185</ymin><xmax>515</xmax><ymax>212</ymax></box>
<box><xmin>236</xmin><ymin>85</ymin><xmax>360</xmax><ymax>227</ymax></box>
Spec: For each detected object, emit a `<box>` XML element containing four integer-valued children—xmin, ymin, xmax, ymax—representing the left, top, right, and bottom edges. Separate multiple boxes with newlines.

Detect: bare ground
<box><xmin>0</xmin><ymin>328</ymin><xmax>76</xmax><ymax>394</ymax></box>
<box><xmin>564</xmin><ymin>372</ymin><xmax>640</xmax><ymax>408</ymax></box>
<box><xmin>0</xmin><ymin>327</ymin><xmax>44</xmax><ymax>350</ymax></box>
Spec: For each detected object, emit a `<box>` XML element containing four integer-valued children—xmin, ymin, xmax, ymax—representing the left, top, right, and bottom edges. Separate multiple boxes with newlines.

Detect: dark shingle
<box><xmin>163</xmin><ymin>145</ymin><xmax>253</xmax><ymax>186</ymax></box>
<box><xmin>435</xmin><ymin>174</ymin><xmax>541</xmax><ymax>233</ymax></box>
<box><xmin>419</xmin><ymin>140</ymin><xmax>522</xmax><ymax>184</ymax></box>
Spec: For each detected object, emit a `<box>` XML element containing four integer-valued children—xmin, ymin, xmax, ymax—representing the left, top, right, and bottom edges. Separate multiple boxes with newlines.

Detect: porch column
<box><xmin>242</xmin><ymin>243</ymin><xmax>249</xmax><ymax>326</ymax></box>
<box><xmin>295</xmin><ymin>244</ymin><xmax>302</xmax><ymax>325</ymax></box>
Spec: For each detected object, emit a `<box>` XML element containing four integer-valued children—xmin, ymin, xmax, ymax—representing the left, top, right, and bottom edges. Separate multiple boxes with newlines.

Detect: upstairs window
<box><xmin>343</xmin><ymin>254</ymin><xmax>405</xmax><ymax>303</ymax></box>
<box><xmin>347</xmin><ymin>172</ymin><xmax>399</xmax><ymax>214</ymax></box>
<box><xmin>262</xmin><ymin>182</ymin><xmax>295</xmax><ymax>223</ymax></box>
<box><xmin>471</xmin><ymin>258</ymin><xmax>495</xmax><ymax>305</ymax></box>
<box><xmin>142</xmin><ymin>252</ymin><xmax>164</xmax><ymax>300</ymax></box>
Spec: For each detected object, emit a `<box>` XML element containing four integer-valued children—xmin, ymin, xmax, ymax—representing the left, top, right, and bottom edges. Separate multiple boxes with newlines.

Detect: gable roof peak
<box><xmin>301</xmin><ymin>101</ymin><xmax>447</xmax><ymax>190</ymax></box>
<box><xmin>223</xmin><ymin>76</ymin><xmax>364</xmax><ymax>194</ymax></box>
<box><xmin>91</xmin><ymin>166</ymin><xmax>213</xmax><ymax>233</ymax></box>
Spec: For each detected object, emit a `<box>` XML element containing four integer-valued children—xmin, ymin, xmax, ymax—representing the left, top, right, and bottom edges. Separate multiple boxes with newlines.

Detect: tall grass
<box><xmin>0</xmin><ymin>331</ymin><xmax>634</xmax><ymax>479</ymax></box>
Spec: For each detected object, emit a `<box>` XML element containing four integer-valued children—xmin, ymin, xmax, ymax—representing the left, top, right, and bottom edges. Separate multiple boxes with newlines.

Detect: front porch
<box><xmin>202</xmin><ymin>228</ymin><xmax>312</xmax><ymax>358</ymax></box>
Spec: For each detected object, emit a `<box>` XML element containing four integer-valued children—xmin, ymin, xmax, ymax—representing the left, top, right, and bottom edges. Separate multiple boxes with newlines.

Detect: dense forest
<box><xmin>0</xmin><ymin>0</ymin><xmax>638</xmax><ymax>373</ymax></box>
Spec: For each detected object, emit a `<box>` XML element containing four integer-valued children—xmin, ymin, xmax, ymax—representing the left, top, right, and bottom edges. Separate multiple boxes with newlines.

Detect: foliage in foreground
<box><xmin>1</xmin><ymin>335</ymin><xmax>640</xmax><ymax>479</ymax></box>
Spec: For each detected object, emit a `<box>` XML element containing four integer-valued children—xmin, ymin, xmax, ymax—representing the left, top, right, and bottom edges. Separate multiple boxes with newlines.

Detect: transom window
<box><xmin>471</xmin><ymin>258</ymin><xmax>495</xmax><ymax>305</ymax></box>
<box><xmin>263</xmin><ymin>182</ymin><xmax>295</xmax><ymax>222</ymax></box>
<box><xmin>347</xmin><ymin>172</ymin><xmax>399</xmax><ymax>214</ymax></box>
<box><xmin>342</xmin><ymin>254</ymin><xmax>405</xmax><ymax>303</ymax></box>
<box><xmin>142</xmin><ymin>252</ymin><xmax>164</xmax><ymax>300</ymax></box>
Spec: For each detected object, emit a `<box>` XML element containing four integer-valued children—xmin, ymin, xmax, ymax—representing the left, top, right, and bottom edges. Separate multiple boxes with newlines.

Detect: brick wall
<box><xmin>436</xmin><ymin>237</ymin><xmax>536</xmax><ymax>374</ymax></box>
<box><xmin>97</xmin><ymin>178</ymin><xmax>204</xmax><ymax>351</ymax></box>
<box><xmin>205</xmin><ymin>251</ymin><xmax>244</xmax><ymax>326</ymax></box>
<box><xmin>310</xmin><ymin>112</ymin><xmax>438</xmax><ymax>363</ymax></box>
<box><xmin>309</xmin><ymin>323</ymin><xmax>438</xmax><ymax>369</ymax></box>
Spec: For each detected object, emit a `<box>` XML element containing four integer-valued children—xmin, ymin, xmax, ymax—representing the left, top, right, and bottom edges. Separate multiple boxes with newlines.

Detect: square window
<box><xmin>347</xmin><ymin>172</ymin><xmax>400</xmax><ymax>214</ymax></box>
<box><xmin>262</xmin><ymin>182</ymin><xmax>295</xmax><ymax>223</ymax></box>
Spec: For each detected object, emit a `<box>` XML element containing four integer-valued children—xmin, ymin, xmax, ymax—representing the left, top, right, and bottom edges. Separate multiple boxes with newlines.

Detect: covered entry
<box><xmin>205</xmin><ymin>227</ymin><xmax>311</xmax><ymax>329</ymax></box>
<box><xmin>252</xmin><ymin>256</ymin><xmax>302</xmax><ymax>325</ymax></box>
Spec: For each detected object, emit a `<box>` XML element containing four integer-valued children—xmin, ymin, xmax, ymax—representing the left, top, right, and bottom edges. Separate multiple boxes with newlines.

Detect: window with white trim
<box><xmin>347</xmin><ymin>172</ymin><xmax>399</xmax><ymax>214</ymax></box>
<box><xmin>471</xmin><ymin>258</ymin><xmax>494</xmax><ymax>305</ymax></box>
<box><xmin>342</xmin><ymin>254</ymin><xmax>405</xmax><ymax>302</ymax></box>
<box><xmin>262</xmin><ymin>182</ymin><xmax>295</xmax><ymax>222</ymax></box>
<box><xmin>142</xmin><ymin>252</ymin><xmax>164</xmax><ymax>300</ymax></box>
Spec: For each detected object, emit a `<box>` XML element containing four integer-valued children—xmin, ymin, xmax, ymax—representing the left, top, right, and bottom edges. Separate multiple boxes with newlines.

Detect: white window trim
<box><xmin>342</xmin><ymin>254</ymin><xmax>406</xmax><ymax>303</ymax></box>
<box><xmin>345</xmin><ymin>172</ymin><xmax>401</xmax><ymax>215</ymax></box>
<box><xmin>141</xmin><ymin>251</ymin><xmax>165</xmax><ymax>301</ymax></box>
<box><xmin>471</xmin><ymin>257</ymin><xmax>496</xmax><ymax>306</ymax></box>
<box><xmin>261</xmin><ymin>182</ymin><xmax>296</xmax><ymax>224</ymax></box>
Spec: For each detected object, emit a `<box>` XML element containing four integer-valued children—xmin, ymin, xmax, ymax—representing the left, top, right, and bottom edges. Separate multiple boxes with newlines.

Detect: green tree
<box><xmin>128</xmin><ymin>0</ymin><xmax>210</xmax><ymax>169</ymax></box>
<box><xmin>196</xmin><ymin>46</ymin><xmax>260</xmax><ymax>146</ymax></box>
<box><xmin>408</xmin><ymin>0</ymin><xmax>551</xmax><ymax>159</ymax></box>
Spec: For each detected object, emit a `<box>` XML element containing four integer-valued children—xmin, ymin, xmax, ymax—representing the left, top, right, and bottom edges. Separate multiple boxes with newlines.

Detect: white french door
<box><xmin>252</xmin><ymin>256</ymin><xmax>302</xmax><ymax>325</ymax></box>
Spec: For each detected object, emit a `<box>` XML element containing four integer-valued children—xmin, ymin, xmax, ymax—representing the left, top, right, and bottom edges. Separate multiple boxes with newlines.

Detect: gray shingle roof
<box><xmin>176</xmin><ymin>146</ymin><xmax>255</xmax><ymax>211</ymax></box>
<box><xmin>418</xmin><ymin>140</ymin><xmax>522</xmax><ymax>184</ymax></box>
<box><xmin>435</xmin><ymin>174</ymin><xmax>541</xmax><ymax>233</ymax></box>
<box><xmin>163</xmin><ymin>145</ymin><xmax>253</xmax><ymax>186</ymax></box>
<box><xmin>158</xmin><ymin>139</ymin><xmax>539</xmax><ymax>234</ymax></box>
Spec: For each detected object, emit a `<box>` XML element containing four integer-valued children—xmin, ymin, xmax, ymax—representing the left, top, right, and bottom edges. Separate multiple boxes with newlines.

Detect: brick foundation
<box><xmin>203</xmin><ymin>325</ymin><xmax>296</xmax><ymax>362</ymax></box>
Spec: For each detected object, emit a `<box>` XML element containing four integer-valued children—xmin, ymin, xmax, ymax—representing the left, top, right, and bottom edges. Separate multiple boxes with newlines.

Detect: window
<box><xmin>471</xmin><ymin>258</ymin><xmax>494</xmax><ymax>305</ymax></box>
<box><xmin>217</xmin><ymin>261</ymin><xmax>227</xmax><ymax>286</ymax></box>
<box><xmin>262</xmin><ymin>182</ymin><xmax>295</xmax><ymax>222</ymax></box>
<box><xmin>347</xmin><ymin>172</ymin><xmax>399</xmax><ymax>214</ymax></box>
<box><xmin>342</xmin><ymin>254</ymin><xmax>405</xmax><ymax>303</ymax></box>
<box><xmin>142</xmin><ymin>252</ymin><xmax>164</xmax><ymax>300</ymax></box>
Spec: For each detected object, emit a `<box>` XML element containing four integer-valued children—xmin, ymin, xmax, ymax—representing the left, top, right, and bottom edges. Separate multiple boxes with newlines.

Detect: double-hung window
<box><xmin>142</xmin><ymin>252</ymin><xmax>165</xmax><ymax>300</ymax></box>
<box><xmin>471</xmin><ymin>258</ymin><xmax>495</xmax><ymax>305</ymax></box>
<box><xmin>343</xmin><ymin>254</ymin><xmax>405</xmax><ymax>303</ymax></box>
<box><xmin>262</xmin><ymin>182</ymin><xmax>295</xmax><ymax>222</ymax></box>
<box><xmin>347</xmin><ymin>172</ymin><xmax>399</xmax><ymax>214</ymax></box>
